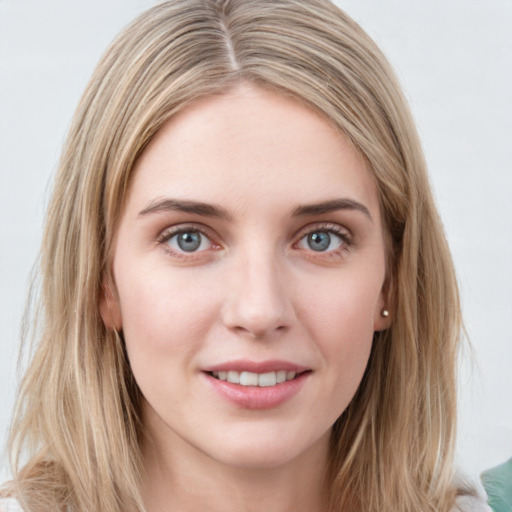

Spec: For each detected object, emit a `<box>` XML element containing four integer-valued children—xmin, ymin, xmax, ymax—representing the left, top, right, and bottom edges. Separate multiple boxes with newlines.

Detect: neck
<box><xmin>140</xmin><ymin>420</ymin><xmax>330</xmax><ymax>512</ymax></box>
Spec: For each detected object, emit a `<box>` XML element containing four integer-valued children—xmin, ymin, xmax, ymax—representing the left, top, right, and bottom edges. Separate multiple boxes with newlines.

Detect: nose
<box><xmin>221</xmin><ymin>249</ymin><xmax>294</xmax><ymax>339</ymax></box>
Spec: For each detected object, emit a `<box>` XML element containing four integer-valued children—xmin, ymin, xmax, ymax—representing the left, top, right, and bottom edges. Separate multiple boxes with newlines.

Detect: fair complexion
<box><xmin>101</xmin><ymin>84</ymin><xmax>390</xmax><ymax>512</ymax></box>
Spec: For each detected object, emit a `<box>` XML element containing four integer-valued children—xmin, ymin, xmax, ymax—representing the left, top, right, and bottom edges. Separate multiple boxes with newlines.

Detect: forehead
<box><xmin>127</xmin><ymin>84</ymin><xmax>380</xmax><ymax>220</ymax></box>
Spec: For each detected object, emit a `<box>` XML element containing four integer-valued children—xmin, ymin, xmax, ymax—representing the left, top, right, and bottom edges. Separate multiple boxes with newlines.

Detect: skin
<box><xmin>101</xmin><ymin>83</ymin><xmax>391</xmax><ymax>512</ymax></box>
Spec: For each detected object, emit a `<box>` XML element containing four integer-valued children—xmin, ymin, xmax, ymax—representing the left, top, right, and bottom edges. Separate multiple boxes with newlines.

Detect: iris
<box><xmin>177</xmin><ymin>232</ymin><xmax>202</xmax><ymax>252</ymax></box>
<box><xmin>307</xmin><ymin>232</ymin><xmax>331</xmax><ymax>251</ymax></box>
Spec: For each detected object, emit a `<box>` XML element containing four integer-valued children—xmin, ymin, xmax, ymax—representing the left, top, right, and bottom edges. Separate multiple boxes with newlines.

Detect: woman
<box><xmin>0</xmin><ymin>0</ymin><xmax>491</xmax><ymax>511</ymax></box>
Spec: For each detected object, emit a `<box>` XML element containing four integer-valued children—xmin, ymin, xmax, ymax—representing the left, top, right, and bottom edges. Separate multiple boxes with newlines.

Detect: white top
<box><xmin>451</xmin><ymin>494</ymin><xmax>493</xmax><ymax>512</ymax></box>
<box><xmin>0</xmin><ymin>494</ymin><xmax>493</xmax><ymax>512</ymax></box>
<box><xmin>0</xmin><ymin>499</ymin><xmax>22</xmax><ymax>512</ymax></box>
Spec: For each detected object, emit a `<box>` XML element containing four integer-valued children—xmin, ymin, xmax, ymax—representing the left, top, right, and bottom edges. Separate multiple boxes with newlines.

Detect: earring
<box><xmin>381</xmin><ymin>309</ymin><xmax>389</xmax><ymax>318</ymax></box>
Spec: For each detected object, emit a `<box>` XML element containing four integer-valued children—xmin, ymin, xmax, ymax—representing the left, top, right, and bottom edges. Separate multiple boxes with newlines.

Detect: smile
<box><xmin>204</xmin><ymin>369</ymin><xmax>310</xmax><ymax>409</ymax></box>
<box><xmin>209</xmin><ymin>370</ymin><xmax>298</xmax><ymax>387</ymax></box>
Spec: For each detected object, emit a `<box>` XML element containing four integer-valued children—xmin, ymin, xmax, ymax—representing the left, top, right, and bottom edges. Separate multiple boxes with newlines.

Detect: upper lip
<box><xmin>202</xmin><ymin>359</ymin><xmax>310</xmax><ymax>374</ymax></box>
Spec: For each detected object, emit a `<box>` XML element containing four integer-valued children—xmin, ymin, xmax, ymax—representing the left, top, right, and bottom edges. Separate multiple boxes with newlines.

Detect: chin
<box><xmin>205</xmin><ymin>427</ymin><xmax>330</xmax><ymax>471</ymax></box>
<box><xmin>213</xmin><ymin>446</ymin><xmax>303</xmax><ymax>471</ymax></box>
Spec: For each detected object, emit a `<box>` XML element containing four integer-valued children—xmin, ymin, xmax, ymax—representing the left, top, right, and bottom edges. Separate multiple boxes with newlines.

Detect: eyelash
<box><xmin>293</xmin><ymin>223</ymin><xmax>353</xmax><ymax>258</ymax></box>
<box><xmin>294</xmin><ymin>223</ymin><xmax>354</xmax><ymax>263</ymax></box>
<box><xmin>156</xmin><ymin>225</ymin><xmax>219</xmax><ymax>260</ymax></box>
<box><xmin>156</xmin><ymin>222</ymin><xmax>353</xmax><ymax>260</ymax></box>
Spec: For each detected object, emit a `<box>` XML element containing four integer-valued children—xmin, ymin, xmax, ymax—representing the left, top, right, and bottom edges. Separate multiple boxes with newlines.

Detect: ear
<box><xmin>99</xmin><ymin>277</ymin><xmax>122</xmax><ymax>331</ymax></box>
<box><xmin>373</xmin><ymin>276</ymin><xmax>393</xmax><ymax>332</ymax></box>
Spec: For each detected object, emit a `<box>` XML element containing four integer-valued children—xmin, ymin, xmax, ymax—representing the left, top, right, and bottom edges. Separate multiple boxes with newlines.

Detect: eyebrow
<box><xmin>138</xmin><ymin>198</ymin><xmax>232</xmax><ymax>220</ymax></box>
<box><xmin>138</xmin><ymin>197</ymin><xmax>372</xmax><ymax>222</ymax></box>
<box><xmin>291</xmin><ymin>198</ymin><xmax>372</xmax><ymax>221</ymax></box>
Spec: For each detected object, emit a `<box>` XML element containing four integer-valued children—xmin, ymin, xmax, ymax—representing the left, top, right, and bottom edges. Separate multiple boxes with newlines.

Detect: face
<box><xmin>101</xmin><ymin>84</ymin><xmax>390</xmax><ymax>472</ymax></box>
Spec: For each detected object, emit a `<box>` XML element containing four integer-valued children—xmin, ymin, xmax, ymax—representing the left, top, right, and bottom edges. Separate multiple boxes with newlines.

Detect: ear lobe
<box><xmin>373</xmin><ymin>277</ymin><xmax>393</xmax><ymax>332</ymax></box>
<box><xmin>373</xmin><ymin>304</ymin><xmax>392</xmax><ymax>332</ymax></box>
<box><xmin>99</xmin><ymin>279</ymin><xmax>122</xmax><ymax>331</ymax></box>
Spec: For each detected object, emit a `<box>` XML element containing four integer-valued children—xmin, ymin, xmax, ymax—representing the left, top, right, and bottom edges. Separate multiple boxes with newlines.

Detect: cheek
<box><xmin>116</xmin><ymin>266</ymin><xmax>222</xmax><ymax>411</ymax></box>
<box><xmin>300</xmin><ymin>269</ymin><xmax>382</xmax><ymax>391</ymax></box>
<box><xmin>305</xmin><ymin>282</ymin><xmax>376</xmax><ymax>423</ymax></box>
<box><xmin>116</xmin><ymin>264</ymin><xmax>220</xmax><ymax>360</ymax></box>
<box><xmin>303</xmin><ymin>270</ymin><xmax>381</xmax><ymax>340</ymax></box>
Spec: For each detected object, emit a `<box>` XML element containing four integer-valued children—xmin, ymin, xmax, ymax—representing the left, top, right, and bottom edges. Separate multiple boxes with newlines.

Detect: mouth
<box><xmin>207</xmin><ymin>369</ymin><xmax>309</xmax><ymax>387</ymax></box>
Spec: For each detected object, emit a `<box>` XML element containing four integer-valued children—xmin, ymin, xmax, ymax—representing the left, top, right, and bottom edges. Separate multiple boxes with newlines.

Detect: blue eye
<box><xmin>166</xmin><ymin>230</ymin><xmax>212</xmax><ymax>253</ymax></box>
<box><xmin>297</xmin><ymin>229</ymin><xmax>346</xmax><ymax>252</ymax></box>
<box><xmin>307</xmin><ymin>232</ymin><xmax>331</xmax><ymax>251</ymax></box>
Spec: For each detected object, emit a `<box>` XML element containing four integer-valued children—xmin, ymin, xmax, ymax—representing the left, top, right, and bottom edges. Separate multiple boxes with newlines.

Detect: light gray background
<box><xmin>1</xmin><ymin>0</ymin><xmax>511</xmax><ymax>483</ymax></box>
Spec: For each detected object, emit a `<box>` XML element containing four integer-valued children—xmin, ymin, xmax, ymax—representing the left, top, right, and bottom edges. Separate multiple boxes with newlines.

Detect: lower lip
<box><xmin>203</xmin><ymin>372</ymin><xmax>310</xmax><ymax>410</ymax></box>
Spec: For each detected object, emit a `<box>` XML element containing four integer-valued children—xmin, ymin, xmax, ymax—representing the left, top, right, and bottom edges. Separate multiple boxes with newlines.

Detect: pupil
<box><xmin>308</xmin><ymin>232</ymin><xmax>330</xmax><ymax>251</ymax></box>
<box><xmin>177</xmin><ymin>232</ymin><xmax>201</xmax><ymax>252</ymax></box>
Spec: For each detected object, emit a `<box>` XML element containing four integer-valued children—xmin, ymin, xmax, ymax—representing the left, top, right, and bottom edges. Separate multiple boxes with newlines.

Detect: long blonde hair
<box><xmin>3</xmin><ymin>1</ymin><xmax>461</xmax><ymax>510</ymax></box>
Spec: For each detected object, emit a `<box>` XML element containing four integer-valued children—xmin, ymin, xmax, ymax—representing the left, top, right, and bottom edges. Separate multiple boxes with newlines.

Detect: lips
<box><xmin>202</xmin><ymin>360</ymin><xmax>311</xmax><ymax>409</ymax></box>
<box><xmin>203</xmin><ymin>359</ymin><xmax>308</xmax><ymax>374</ymax></box>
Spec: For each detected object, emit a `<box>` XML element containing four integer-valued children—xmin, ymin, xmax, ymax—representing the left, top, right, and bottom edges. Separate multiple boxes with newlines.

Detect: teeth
<box><xmin>239</xmin><ymin>371</ymin><xmax>258</xmax><ymax>386</ymax></box>
<box><xmin>227</xmin><ymin>370</ymin><xmax>239</xmax><ymax>384</ymax></box>
<box><xmin>211</xmin><ymin>370</ymin><xmax>299</xmax><ymax>387</ymax></box>
<box><xmin>258</xmin><ymin>372</ymin><xmax>276</xmax><ymax>387</ymax></box>
<box><xmin>276</xmin><ymin>370</ymin><xmax>287</xmax><ymax>384</ymax></box>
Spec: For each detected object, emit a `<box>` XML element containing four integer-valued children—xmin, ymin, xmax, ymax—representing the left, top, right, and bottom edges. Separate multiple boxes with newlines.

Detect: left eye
<box><xmin>297</xmin><ymin>230</ymin><xmax>345</xmax><ymax>252</ymax></box>
<box><xmin>166</xmin><ymin>230</ymin><xmax>212</xmax><ymax>253</ymax></box>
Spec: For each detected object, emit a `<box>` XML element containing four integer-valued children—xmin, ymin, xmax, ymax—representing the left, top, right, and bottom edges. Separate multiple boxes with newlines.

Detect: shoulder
<box><xmin>451</xmin><ymin>493</ymin><xmax>493</xmax><ymax>512</ymax></box>
<box><xmin>451</xmin><ymin>473</ymin><xmax>493</xmax><ymax>512</ymax></box>
<box><xmin>0</xmin><ymin>498</ymin><xmax>24</xmax><ymax>512</ymax></box>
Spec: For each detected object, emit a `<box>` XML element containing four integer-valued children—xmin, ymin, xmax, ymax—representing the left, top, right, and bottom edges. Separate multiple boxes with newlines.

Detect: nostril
<box><xmin>220</xmin><ymin>277</ymin><xmax>294</xmax><ymax>337</ymax></box>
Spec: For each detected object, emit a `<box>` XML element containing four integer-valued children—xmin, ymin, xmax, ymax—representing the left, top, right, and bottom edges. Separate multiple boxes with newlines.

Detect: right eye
<box><xmin>162</xmin><ymin>228</ymin><xmax>214</xmax><ymax>254</ymax></box>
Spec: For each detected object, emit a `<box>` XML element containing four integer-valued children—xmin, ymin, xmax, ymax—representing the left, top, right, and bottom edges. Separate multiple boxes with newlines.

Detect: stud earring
<box><xmin>381</xmin><ymin>309</ymin><xmax>389</xmax><ymax>318</ymax></box>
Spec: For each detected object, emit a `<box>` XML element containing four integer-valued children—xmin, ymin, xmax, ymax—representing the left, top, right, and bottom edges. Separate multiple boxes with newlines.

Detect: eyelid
<box><xmin>156</xmin><ymin>223</ymin><xmax>222</xmax><ymax>258</ymax></box>
<box><xmin>155</xmin><ymin>221</ymin><xmax>353</xmax><ymax>260</ymax></box>
<box><xmin>294</xmin><ymin>222</ymin><xmax>352</xmax><ymax>242</ymax></box>
<box><xmin>157</xmin><ymin>223</ymin><xmax>212</xmax><ymax>242</ymax></box>
<box><xmin>293</xmin><ymin>222</ymin><xmax>354</xmax><ymax>254</ymax></box>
